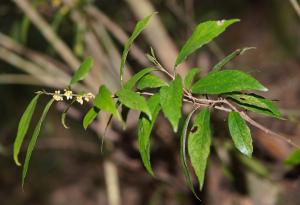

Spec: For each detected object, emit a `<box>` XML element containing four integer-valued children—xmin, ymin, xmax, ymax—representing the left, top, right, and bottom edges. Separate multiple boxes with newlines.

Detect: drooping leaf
<box><xmin>212</xmin><ymin>47</ymin><xmax>255</xmax><ymax>71</ymax></box>
<box><xmin>285</xmin><ymin>149</ymin><xmax>300</xmax><ymax>165</ymax></box>
<box><xmin>137</xmin><ymin>74</ymin><xmax>168</xmax><ymax>90</ymax></box>
<box><xmin>61</xmin><ymin>112</ymin><xmax>68</xmax><ymax>129</ymax></box>
<box><xmin>94</xmin><ymin>85</ymin><xmax>122</xmax><ymax>122</ymax></box>
<box><xmin>188</xmin><ymin>108</ymin><xmax>211</xmax><ymax>190</ymax></box>
<box><xmin>123</xmin><ymin>67</ymin><xmax>157</xmax><ymax>90</ymax></box>
<box><xmin>22</xmin><ymin>99</ymin><xmax>54</xmax><ymax>187</ymax></box>
<box><xmin>227</xmin><ymin>93</ymin><xmax>281</xmax><ymax>118</ymax></box>
<box><xmin>116</xmin><ymin>89</ymin><xmax>152</xmax><ymax>120</ymax></box>
<box><xmin>180</xmin><ymin>109</ymin><xmax>200</xmax><ymax>199</ymax></box>
<box><xmin>120</xmin><ymin>13</ymin><xmax>155</xmax><ymax>83</ymax></box>
<box><xmin>61</xmin><ymin>99</ymin><xmax>76</xmax><ymax>129</ymax></box>
<box><xmin>228</xmin><ymin>112</ymin><xmax>253</xmax><ymax>157</ymax></box>
<box><xmin>184</xmin><ymin>68</ymin><xmax>201</xmax><ymax>90</ymax></box>
<box><xmin>121</xmin><ymin>105</ymin><xmax>130</xmax><ymax>125</ymax></box>
<box><xmin>14</xmin><ymin>94</ymin><xmax>41</xmax><ymax>166</ymax></box>
<box><xmin>83</xmin><ymin>107</ymin><xmax>100</xmax><ymax>130</ymax></box>
<box><xmin>191</xmin><ymin>70</ymin><xmax>268</xmax><ymax>94</ymax></box>
<box><xmin>175</xmin><ymin>19</ymin><xmax>239</xmax><ymax>68</ymax></box>
<box><xmin>138</xmin><ymin>93</ymin><xmax>161</xmax><ymax>176</ymax></box>
<box><xmin>101</xmin><ymin>114</ymin><xmax>114</xmax><ymax>152</ymax></box>
<box><xmin>70</xmin><ymin>57</ymin><xmax>93</xmax><ymax>85</ymax></box>
<box><xmin>160</xmin><ymin>75</ymin><xmax>183</xmax><ymax>132</ymax></box>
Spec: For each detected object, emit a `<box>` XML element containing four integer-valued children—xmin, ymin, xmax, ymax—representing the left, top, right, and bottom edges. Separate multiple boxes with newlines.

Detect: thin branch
<box><xmin>223</xmin><ymin>99</ymin><xmax>300</xmax><ymax>149</ymax></box>
<box><xmin>150</xmin><ymin>59</ymin><xmax>300</xmax><ymax>149</ymax></box>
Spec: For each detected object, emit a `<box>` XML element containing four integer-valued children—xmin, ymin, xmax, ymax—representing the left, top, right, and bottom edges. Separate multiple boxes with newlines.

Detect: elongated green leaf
<box><xmin>180</xmin><ymin>109</ymin><xmax>199</xmax><ymax>199</ymax></box>
<box><xmin>137</xmin><ymin>74</ymin><xmax>168</xmax><ymax>90</ymax></box>
<box><xmin>120</xmin><ymin>13</ymin><xmax>155</xmax><ymax>83</ymax></box>
<box><xmin>83</xmin><ymin>107</ymin><xmax>100</xmax><ymax>130</ymax></box>
<box><xmin>116</xmin><ymin>89</ymin><xmax>152</xmax><ymax>119</ymax></box>
<box><xmin>94</xmin><ymin>85</ymin><xmax>121</xmax><ymax>121</ymax></box>
<box><xmin>212</xmin><ymin>47</ymin><xmax>255</xmax><ymax>71</ymax></box>
<box><xmin>138</xmin><ymin>93</ymin><xmax>161</xmax><ymax>176</ymax></box>
<box><xmin>61</xmin><ymin>99</ymin><xmax>76</xmax><ymax>129</ymax></box>
<box><xmin>61</xmin><ymin>112</ymin><xmax>68</xmax><ymax>129</ymax></box>
<box><xmin>14</xmin><ymin>94</ymin><xmax>41</xmax><ymax>166</ymax></box>
<box><xmin>228</xmin><ymin>112</ymin><xmax>253</xmax><ymax>157</ymax></box>
<box><xmin>160</xmin><ymin>75</ymin><xmax>183</xmax><ymax>132</ymax></box>
<box><xmin>184</xmin><ymin>68</ymin><xmax>201</xmax><ymax>90</ymax></box>
<box><xmin>175</xmin><ymin>19</ymin><xmax>239</xmax><ymax>67</ymax></box>
<box><xmin>123</xmin><ymin>67</ymin><xmax>156</xmax><ymax>90</ymax></box>
<box><xmin>121</xmin><ymin>105</ymin><xmax>130</xmax><ymax>124</ymax></box>
<box><xmin>191</xmin><ymin>70</ymin><xmax>268</xmax><ymax>94</ymax></box>
<box><xmin>188</xmin><ymin>108</ymin><xmax>211</xmax><ymax>190</ymax></box>
<box><xmin>285</xmin><ymin>149</ymin><xmax>300</xmax><ymax>165</ymax></box>
<box><xmin>70</xmin><ymin>57</ymin><xmax>93</xmax><ymax>85</ymax></box>
<box><xmin>227</xmin><ymin>93</ymin><xmax>281</xmax><ymax>118</ymax></box>
<box><xmin>22</xmin><ymin>99</ymin><xmax>54</xmax><ymax>187</ymax></box>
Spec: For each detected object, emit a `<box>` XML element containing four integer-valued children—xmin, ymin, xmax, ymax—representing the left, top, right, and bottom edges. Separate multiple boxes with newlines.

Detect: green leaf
<box><xmin>120</xmin><ymin>13</ymin><xmax>155</xmax><ymax>83</ymax></box>
<box><xmin>227</xmin><ymin>93</ymin><xmax>281</xmax><ymax>118</ymax></box>
<box><xmin>160</xmin><ymin>75</ymin><xmax>183</xmax><ymax>132</ymax></box>
<box><xmin>61</xmin><ymin>100</ymin><xmax>76</xmax><ymax>129</ymax></box>
<box><xmin>188</xmin><ymin>108</ymin><xmax>211</xmax><ymax>190</ymax></box>
<box><xmin>180</xmin><ymin>109</ymin><xmax>200</xmax><ymax>199</ymax></box>
<box><xmin>212</xmin><ymin>47</ymin><xmax>255</xmax><ymax>71</ymax></box>
<box><xmin>137</xmin><ymin>93</ymin><xmax>161</xmax><ymax>176</ymax></box>
<box><xmin>191</xmin><ymin>70</ymin><xmax>268</xmax><ymax>94</ymax></box>
<box><xmin>22</xmin><ymin>99</ymin><xmax>54</xmax><ymax>187</ymax></box>
<box><xmin>116</xmin><ymin>89</ymin><xmax>152</xmax><ymax>120</ymax></box>
<box><xmin>184</xmin><ymin>68</ymin><xmax>201</xmax><ymax>90</ymax></box>
<box><xmin>175</xmin><ymin>19</ymin><xmax>239</xmax><ymax>68</ymax></box>
<box><xmin>14</xmin><ymin>94</ymin><xmax>41</xmax><ymax>166</ymax></box>
<box><xmin>83</xmin><ymin>107</ymin><xmax>100</xmax><ymax>130</ymax></box>
<box><xmin>137</xmin><ymin>74</ymin><xmax>168</xmax><ymax>90</ymax></box>
<box><xmin>285</xmin><ymin>149</ymin><xmax>300</xmax><ymax>165</ymax></box>
<box><xmin>123</xmin><ymin>67</ymin><xmax>157</xmax><ymax>90</ymax></box>
<box><xmin>61</xmin><ymin>112</ymin><xmax>69</xmax><ymax>129</ymax></box>
<box><xmin>94</xmin><ymin>85</ymin><xmax>122</xmax><ymax>122</ymax></box>
<box><xmin>121</xmin><ymin>105</ymin><xmax>130</xmax><ymax>125</ymax></box>
<box><xmin>228</xmin><ymin>112</ymin><xmax>253</xmax><ymax>157</ymax></box>
<box><xmin>70</xmin><ymin>57</ymin><xmax>93</xmax><ymax>85</ymax></box>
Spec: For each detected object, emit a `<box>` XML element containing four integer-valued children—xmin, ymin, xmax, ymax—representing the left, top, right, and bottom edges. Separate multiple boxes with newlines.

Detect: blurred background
<box><xmin>0</xmin><ymin>0</ymin><xmax>300</xmax><ymax>204</ymax></box>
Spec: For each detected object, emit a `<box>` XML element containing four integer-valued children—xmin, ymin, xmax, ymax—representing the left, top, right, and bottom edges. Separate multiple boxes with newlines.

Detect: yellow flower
<box><xmin>76</xmin><ymin>96</ymin><xmax>83</xmax><ymax>105</ymax></box>
<box><xmin>83</xmin><ymin>92</ymin><xmax>95</xmax><ymax>102</ymax></box>
<box><xmin>64</xmin><ymin>89</ymin><xmax>73</xmax><ymax>100</ymax></box>
<box><xmin>53</xmin><ymin>90</ymin><xmax>63</xmax><ymax>101</ymax></box>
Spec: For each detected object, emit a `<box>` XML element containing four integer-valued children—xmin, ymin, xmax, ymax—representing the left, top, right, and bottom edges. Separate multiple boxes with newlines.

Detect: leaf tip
<box><xmin>14</xmin><ymin>156</ymin><xmax>22</xmax><ymax>167</ymax></box>
<box><xmin>261</xmin><ymin>86</ymin><xmax>269</xmax><ymax>92</ymax></box>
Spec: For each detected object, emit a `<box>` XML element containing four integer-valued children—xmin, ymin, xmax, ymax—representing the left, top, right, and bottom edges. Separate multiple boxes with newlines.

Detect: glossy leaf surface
<box><xmin>192</xmin><ymin>70</ymin><xmax>268</xmax><ymax>94</ymax></box>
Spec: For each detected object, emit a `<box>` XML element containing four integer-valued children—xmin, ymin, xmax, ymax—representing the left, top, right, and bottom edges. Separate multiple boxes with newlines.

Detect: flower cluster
<box><xmin>52</xmin><ymin>89</ymin><xmax>95</xmax><ymax>105</ymax></box>
<box><xmin>53</xmin><ymin>90</ymin><xmax>63</xmax><ymax>101</ymax></box>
